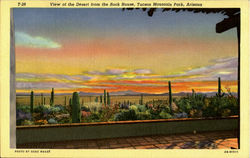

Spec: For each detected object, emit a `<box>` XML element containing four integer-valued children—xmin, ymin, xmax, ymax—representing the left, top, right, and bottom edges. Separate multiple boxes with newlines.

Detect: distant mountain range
<box><xmin>16</xmin><ymin>90</ymin><xmax>238</xmax><ymax>97</ymax></box>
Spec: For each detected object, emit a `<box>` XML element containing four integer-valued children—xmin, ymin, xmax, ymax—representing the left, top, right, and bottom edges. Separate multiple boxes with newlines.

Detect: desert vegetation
<box><xmin>16</xmin><ymin>78</ymin><xmax>238</xmax><ymax>126</ymax></box>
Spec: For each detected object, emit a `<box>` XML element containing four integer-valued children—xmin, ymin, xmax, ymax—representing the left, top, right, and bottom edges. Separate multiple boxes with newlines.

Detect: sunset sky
<box><xmin>14</xmin><ymin>8</ymin><xmax>238</xmax><ymax>94</ymax></box>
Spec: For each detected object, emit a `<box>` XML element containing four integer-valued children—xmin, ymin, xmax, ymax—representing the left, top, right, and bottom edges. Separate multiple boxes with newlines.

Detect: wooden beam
<box><xmin>216</xmin><ymin>13</ymin><xmax>240</xmax><ymax>33</ymax></box>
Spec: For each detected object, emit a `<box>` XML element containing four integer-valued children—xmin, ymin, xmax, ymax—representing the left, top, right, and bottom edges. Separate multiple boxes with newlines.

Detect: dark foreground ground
<box><xmin>17</xmin><ymin>130</ymin><xmax>238</xmax><ymax>149</ymax></box>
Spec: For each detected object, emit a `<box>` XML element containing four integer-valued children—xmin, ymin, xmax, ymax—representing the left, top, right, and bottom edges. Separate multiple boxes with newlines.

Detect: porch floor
<box><xmin>17</xmin><ymin>130</ymin><xmax>238</xmax><ymax>149</ymax></box>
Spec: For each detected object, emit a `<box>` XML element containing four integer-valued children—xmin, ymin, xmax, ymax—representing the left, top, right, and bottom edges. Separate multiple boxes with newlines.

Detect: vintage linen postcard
<box><xmin>0</xmin><ymin>0</ymin><xmax>249</xmax><ymax>157</ymax></box>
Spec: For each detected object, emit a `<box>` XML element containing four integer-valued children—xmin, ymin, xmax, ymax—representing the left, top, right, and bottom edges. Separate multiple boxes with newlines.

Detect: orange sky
<box><xmin>14</xmin><ymin>9</ymin><xmax>238</xmax><ymax>94</ymax></box>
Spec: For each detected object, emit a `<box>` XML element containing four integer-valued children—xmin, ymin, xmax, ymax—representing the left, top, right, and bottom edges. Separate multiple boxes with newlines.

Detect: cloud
<box><xmin>16</xmin><ymin>81</ymin><xmax>116</xmax><ymax>90</ymax></box>
<box><xmin>17</xmin><ymin>56</ymin><xmax>237</xmax><ymax>91</ymax></box>
<box><xmin>100</xmin><ymin>82</ymin><xmax>166</xmax><ymax>87</ymax></box>
<box><xmin>15</xmin><ymin>32</ymin><xmax>61</xmax><ymax>48</ymax></box>
<box><xmin>16</xmin><ymin>73</ymin><xmax>93</xmax><ymax>82</ymax></box>
<box><xmin>86</xmin><ymin>68</ymin><xmax>153</xmax><ymax>76</ymax></box>
<box><xmin>16</xmin><ymin>73</ymin><xmax>110</xmax><ymax>90</ymax></box>
<box><xmin>113</xmin><ymin>57</ymin><xmax>238</xmax><ymax>81</ymax></box>
<box><xmin>163</xmin><ymin>57</ymin><xmax>238</xmax><ymax>81</ymax></box>
<box><xmin>106</xmin><ymin>69</ymin><xmax>127</xmax><ymax>75</ymax></box>
<box><xmin>184</xmin><ymin>57</ymin><xmax>237</xmax><ymax>76</ymax></box>
<box><xmin>133</xmin><ymin>69</ymin><xmax>152</xmax><ymax>74</ymax></box>
<box><xmin>86</xmin><ymin>69</ymin><xmax>127</xmax><ymax>76</ymax></box>
<box><xmin>16</xmin><ymin>82</ymin><xmax>82</xmax><ymax>89</ymax></box>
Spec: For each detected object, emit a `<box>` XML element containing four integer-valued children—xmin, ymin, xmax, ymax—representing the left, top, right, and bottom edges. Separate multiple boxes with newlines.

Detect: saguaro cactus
<box><xmin>69</xmin><ymin>98</ymin><xmax>72</xmax><ymax>106</ymax></box>
<box><xmin>41</xmin><ymin>93</ymin><xmax>44</xmax><ymax>105</ymax></box>
<box><xmin>72</xmin><ymin>92</ymin><xmax>81</xmax><ymax>123</ymax></box>
<box><xmin>64</xmin><ymin>96</ymin><xmax>67</xmax><ymax>106</ymax></box>
<box><xmin>140</xmin><ymin>94</ymin><xmax>143</xmax><ymax>105</ymax></box>
<box><xmin>30</xmin><ymin>91</ymin><xmax>34</xmax><ymax>113</ymax></box>
<box><xmin>104</xmin><ymin>89</ymin><xmax>107</xmax><ymax>106</ymax></box>
<box><xmin>216</xmin><ymin>77</ymin><xmax>225</xmax><ymax>98</ymax></box>
<box><xmin>100</xmin><ymin>95</ymin><xmax>103</xmax><ymax>103</ymax></box>
<box><xmin>107</xmin><ymin>92</ymin><xmax>110</xmax><ymax>105</ymax></box>
<box><xmin>168</xmin><ymin>81</ymin><xmax>173</xmax><ymax>112</ymax></box>
<box><xmin>50</xmin><ymin>88</ymin><xmax>54</xmax><ymax>106</ymax></box>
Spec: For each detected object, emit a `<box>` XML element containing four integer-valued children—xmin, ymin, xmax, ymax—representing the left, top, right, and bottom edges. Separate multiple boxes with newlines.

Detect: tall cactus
<box><xmin>69</xmin><ymin>98</ymin><xmax>72</xmax><ymax>106</ymax></box>
<box><xmin>41</xmin><ymin>93</ymin><xmax>44</xmax><ymax>105</ymax></box>
<box><xmin>216</xmin><ymin>77</ymin><xmax>225</xmax><ymax>98</ymax></box>
<box><xmin>68</xmin><ymin>97</ymin><xmax>72</xmax><ymax>116</ymax></box>
<box><xmin>104</xmin><ymin>89</ymin><xmax>107</xmax><ymax>106</ymax></box>
<box><xmin>72</xmin><ymin>92</ymin><xmax>81</xmax><ymax>123</ymax></box>
<box><xmin>168</xmin><ymin>81</ymin><xmax>173</xmax><ymax>112</ymax></box>
<box><xmin>107</xmin><ymin>92</ymin><xmax>110</xmax><ymax>105</ymax></box>
<box><xmin>44</xmin><ymin>97</ymin><xmax>46</xmax><ymax>105</ymax></box>
<box><xmin>140</xmin><ymin>94</ymin><xmax>143</xmax><ymax>105</ymax></box>
<box><xmin>100</xmin><ymin>95</ymin><xmax>103</xmax><ymax>103</ymax></box>
<box><xmin>50</xmin><ymin>88</ymin><xmax>54</xmax><ymax>106</ymax></box>
<box><xmin>64</xmin><ymin>96</ymin><xmax>67</xmax><ymax>106</ymax></box>
<box><xmin>30</xmin><ymin>91</ymin><xmax>34</xmax><ymax>114</ymax></box>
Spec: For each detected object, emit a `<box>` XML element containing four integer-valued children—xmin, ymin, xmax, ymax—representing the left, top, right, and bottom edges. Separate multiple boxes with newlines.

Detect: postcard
<box><xmin>0</xmin><ymin>0</ymin><xmax>249</xmax><ymax>157</ymax></box>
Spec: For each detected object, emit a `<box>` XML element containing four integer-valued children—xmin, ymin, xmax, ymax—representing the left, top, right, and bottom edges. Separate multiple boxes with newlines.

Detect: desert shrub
<box><xmin>16</xmin><ymin>109</ymin><xmax>32</xmax><ymax>126</ymax></box>
<box><xmin>21</xmin><ymin>120</ymin><xmax>34</xmax><ymax>126</ymax></box>
<box><xmin>203</xmin><ymin>95</ymin><xmax>238</xmax><ymax>117</ymax></box>
<box><xmin>98</xmin><ymin>105</ymin><xmax>118</xmax><ymax>122</ymax></box>
<box><xmin>82</xmin><ymin>112</ymin><xmax>101</xmax><ymax>123</ymax></box>
<box><xmin>129</xmin><ymin>104</ymin><xmax>147</xmax><ymax>112</ymax></box>
<box><xmin>148</xmin><ymin>108</ymin><xmax>161</xmax><ymax>119</ymax></box>
<box><xmin>87</xmin><ymin>102</ymin><xmax>102</xmax><ymax>112</ymax></box>
<box><xmin>33</xmin><ymin>105</ymin><xmax>65</xmax><ymax>121</ymax></box>
<box><xmin>34</xmin><ymin>105</ymin><xmax>49</xmax><ymax>113</ymax></box>
<box><xmin>48</xmin><ymin>118</ymin><xmax>58</xmax><ymax>124</ymax></box>
<box><xmin>174</xmin><ymin>98</ymin><xmax>192</xmax><ymax>113</ymax></box>
<box><xmin>89</xmin><ymin>112</ymin><xmax>100</xmax><ymax>121</ymax></box>
<box><xmin>54</xmin><ymin>104</ymin><xmax>66</xmax><ymax>112</ymax></box>
<box><xmin>190</xmin><ymin>92</ymin><xmax>206</xmax><ymax>111</ymax></box>
<box><xmin>114</xmin><ymin>109</ymin><xmax>137</xmax><ymax>121</ymax></box>
<box><xmin>34</xmin><ymin>119</ymin><xmax>48</xmax><ymax>125</ymax></box>
<box><xmin>159</xmin><ymin>111</ymin><xmax>172</xmax><ymax>119</ymax></box>
<box><xmin>58</xmin><ymin>118</ymin><xmax>70</xmax><ymax>124</ymax></box>
<box><xmin>49</xmin><ymin>106</ymin><xmax>61</xmax><ymax>113</ymax></box>
<box><xmin>137</xmin><ymin>105</ymin><xmax>147</xmax><ymax>112</ymax></box>
<box><xmin>173</xmin><ymin>112</ymin><xmax>188</xmax><ymax>118</ymax></box>
<box><xmin>136</xmin><ymin>111</ymin><xmax>151</xmax><ymax>120</ymax></box>
<box><xmin>54</xmin><ymin>113</ymin><xmax>70</xmax><ymax>122</ymax></box>
<box><xmin>174</xmin><ymin>90</ymin><xmax>206</xmax><ymax>117</ymax></box>
<box><xmin>145</xmin><ymin>103</ymin><xmax>171</xmax><ymax>119</ymax></box>
<box><xmin>81</xmin><ymin>106</ymin><xmax>90</xmax><ymax>112</ymax></box>
<box><xmin>129</xmin><ymin>105</ymin><xmax>138</xmax><ymax>111</ymax></box>
<box><xmin>16</xmin><ymin>105</ymin><xmax>30</xmax><ymax>113</ymax></box>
